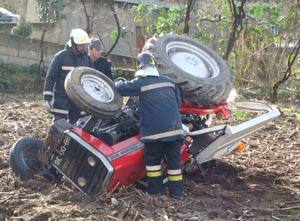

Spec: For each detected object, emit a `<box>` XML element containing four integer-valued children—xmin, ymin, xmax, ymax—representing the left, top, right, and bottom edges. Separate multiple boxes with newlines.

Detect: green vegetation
<box><xmin>36</xmin><ymin>0</ymin><xmax>65</xmax><ymax>22</ymax></box>
<box><xmin>281</xmin><ymin>107</ymin><xmax>300</xmax><ymax>123</ymax></box>
<box><xmin>230</xmin><ymin>106</ymin><xmax>299</xmax><ymax>124</ymax></box>
<box><xmin>0</xmin><ymin>60</ymin><xmax>43</xmax><ymax>92</ymax></box>
<box><xmin>114</xmin><ymin>68</ymin><xmax>135</xmax><ymax>80</ymax></box>
<box><xmin>11</xmin><ymin>17</ymin><xmax>32</xmax><ymax>37</ymax></box>
<box><xmin>231</xmin><ymin>109</ymin><xmax>252</xmax><ymax>121</ymax></box>
<box><xmin>129</xmin><ymin>1</ymin><xmax>300</xmax><ymax>103</ymax></box>
<box><xmin>0</xmin><ymin>1</ymin><xmax>299</xmax><ymax>104</ymax></box>
<box><xmin>131</xmin><ymin>3</ymin><xmax>186</xmax><ymax>36</ymax></box>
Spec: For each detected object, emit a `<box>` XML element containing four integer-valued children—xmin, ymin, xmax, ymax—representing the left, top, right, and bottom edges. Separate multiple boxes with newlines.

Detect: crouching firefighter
<box><xmin>114</xmin><ymin>52</ymin><xmax>184</xmax><ymax>198</ymax></box>
<box><xmin>43</xmin><ymin>28</ymin><xmax>93</xmax><ymax>124</ymax></box>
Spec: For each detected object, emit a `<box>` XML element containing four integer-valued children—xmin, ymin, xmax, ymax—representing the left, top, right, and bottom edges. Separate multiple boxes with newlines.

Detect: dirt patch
<box><xmin>0</xmin><ymin>94</ymin><xmax>299</xmax><ymax>220</ymax></box>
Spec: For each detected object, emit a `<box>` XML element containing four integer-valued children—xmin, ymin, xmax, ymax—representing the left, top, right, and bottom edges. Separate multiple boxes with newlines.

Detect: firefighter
<box><xmin>43</xmin><ymin>28</ymin><xmax>93</xmax><ymax>124</ymax></box>
<box><xmin>114</xmin><ymin>52</ymin><xmax>184</xmax><ymax>198</ymax></box>
<box><xmin>88</xmin><ymin>37</ymin><xmax>114</xmax><ymax>80</ymax></box>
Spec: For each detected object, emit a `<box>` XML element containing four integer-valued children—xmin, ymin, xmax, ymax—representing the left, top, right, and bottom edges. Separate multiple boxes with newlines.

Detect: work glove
<box><xmin>43</xmin><ymin>100</ymin><xmax>52</xmax><ymax>113</ymax></box>
<box><xmin>114</xmin><ymin>77</ymin><xmax>127</xmax><ymax>82</ymax></box>
<box><xmin>114</xmin><ymin>77</ymin><xmax>127</xmax><ymax>88</ymax></box>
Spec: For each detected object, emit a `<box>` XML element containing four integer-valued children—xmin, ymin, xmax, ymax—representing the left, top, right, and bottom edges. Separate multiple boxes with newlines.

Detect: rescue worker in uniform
<box><xmin>88</xmin><ymin>37</ymin><xmax>114</xmax><ymax>80</ymax></box>
<box><xmin>115</xmin><ymin>52</ymin><xmax>184</xmax><ymax>198</ymax></box>
<box><xmin>43</xmin><ymin>28</ymin><xmax>93</xmax><ymax>124</ymax></box>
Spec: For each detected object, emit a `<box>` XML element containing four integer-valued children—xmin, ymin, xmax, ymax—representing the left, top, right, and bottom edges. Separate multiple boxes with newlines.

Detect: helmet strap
<box><xmin>70</xmin><ymin>37</ymin><xmax>82</xmax><ymax>54</ymax></box>
<box><xmin>70</xmin><ymin>37</ymin><xmax>75</xmax><ymax>46</ymax></box>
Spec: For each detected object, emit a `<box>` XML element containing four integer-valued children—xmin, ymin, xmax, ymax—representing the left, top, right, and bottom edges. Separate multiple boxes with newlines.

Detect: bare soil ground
<box><xmin>0</xmin><ymin>94</ymin><xmax>299</xmax><ymax>221</ymax></box>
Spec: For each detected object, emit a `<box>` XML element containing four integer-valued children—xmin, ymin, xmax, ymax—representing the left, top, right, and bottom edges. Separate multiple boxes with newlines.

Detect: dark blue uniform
<box><xmin>115</xmin><ymin>75</ymin><xmax>184</xmax><ymax>197</ymax></box>
<box><xmin>93</xmin><ymin>57</ymin><xmax>114</xmax><ymax>80</ymax></box>
<box><xmin>43</xmin><ymin>48</ymin><xmax>93</xmax><ymax>124</ymax></box>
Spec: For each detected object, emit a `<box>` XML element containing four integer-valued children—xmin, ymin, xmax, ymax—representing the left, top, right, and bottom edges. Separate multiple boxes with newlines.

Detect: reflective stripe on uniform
<box><xmin>43</xmin><ymin>91</ymin><xmax>53</xmax><ymax>96</ymax></box>
<box><xmin>141</xmin><ymin>82</ymin><xmax>175</xmax><ymax>92</ymax></box>
<box><xmin>168</xmin><ymin>169</ymin><xmax>182</xmax><ymax>181</ymax></box>
<box><xmin>141</xmin><ymin>129</ymin><xmax>184</xmax><ymax>140</ymax></box>
<box><xmin>146</xmin><ymin>165</ymin><xmax>162</xmax><ymax>171</ymax></box>
<box><xmin>167</xmin><ymin>169</ymin><xmax>181</xmax><ymax>175</ymax></box>
<box><xmin>51</xmin><ymin>108</ymin><xmax>68</xmax><ymax>114</ymax></box>
<box><xmin>168</xmin><ymin>175</ymin><xmax>183</xmax><ymax>182</ymax></box>
<box><xmin>146</xmin><ymin>165</ymin><xmax>162</xmax><ymax>177</ymax></box>
<box><xmin>147</xmin><ymin>171</ymin><xmax>162</xmax><ymax>177</ymax></box>
<box><xmin>62</xmin><ymin>66</ymin><xmax>75</xmax><ymax>71</ymax></box>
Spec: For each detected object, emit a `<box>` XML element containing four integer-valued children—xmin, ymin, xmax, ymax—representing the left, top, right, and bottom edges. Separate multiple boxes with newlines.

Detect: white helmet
<box><xmin>70</xmin><ymin>28</ymin><xmax>90</xmax><ymax>45</ymax></box>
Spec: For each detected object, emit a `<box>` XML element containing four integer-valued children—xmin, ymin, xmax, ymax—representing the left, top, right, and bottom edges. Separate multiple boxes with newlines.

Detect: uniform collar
<box><xmin>135</xmin><ymin>66</ymin><xmax>159</xmax><ymax>77</ymax></box>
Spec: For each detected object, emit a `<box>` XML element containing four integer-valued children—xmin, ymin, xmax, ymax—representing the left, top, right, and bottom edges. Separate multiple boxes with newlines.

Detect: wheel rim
<box><xmin>81</xmin><ymin>74</ymin><xmax>114</xmax><ymax>103</ymax></box>
<box><xmin>166</xmin><ymin>41</ymin><xmax>220</xmax><ymax>78</ymax></box>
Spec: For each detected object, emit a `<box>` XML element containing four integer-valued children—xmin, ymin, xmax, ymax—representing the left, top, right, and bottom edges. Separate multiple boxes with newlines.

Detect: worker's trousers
<box><xmin>144</xmin><ymin>140</ymin><xmax>183</xmax><ymax>197</ymax></box>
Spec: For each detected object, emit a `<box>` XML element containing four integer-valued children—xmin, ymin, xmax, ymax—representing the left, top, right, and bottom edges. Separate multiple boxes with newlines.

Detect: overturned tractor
<box><xmin>9</xmin><ymin>34</ymin><xmax>280</xmax><ymax>195</ymax></box>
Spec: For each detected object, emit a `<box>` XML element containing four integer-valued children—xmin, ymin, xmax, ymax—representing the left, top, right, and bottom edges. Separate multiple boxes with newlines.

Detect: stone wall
<box><xmin>3</xmin><ymin>0</ymin><xmax>193</xmax><ymax>61</ymax></box>
<box><xmin>0</xmin><ymin>31</ymin><xmax>134</xmax><ymax>70</ymax></box>
<box><xmin>21</xmin><ymin>0</ymin><xmax>141</xmax><ymax>58</ymax></box>
<box><xmin>51</xmin><ymin>1</ymin><xmax>141</xmax><ymax>58</ymax></box>
<box><xmin>2</xmin><ymin>0</ymin><xmax>193</xmax><ymax>69</ymax></box>
<box><xmin>0</xmin><ymin>33</ymin><xmax>63</xmax><ymax>67</ymax></box>
<box><xmin>23</xmin><ymin>0</ymin><xmax>189</xmax><ymax>59</ymax></box>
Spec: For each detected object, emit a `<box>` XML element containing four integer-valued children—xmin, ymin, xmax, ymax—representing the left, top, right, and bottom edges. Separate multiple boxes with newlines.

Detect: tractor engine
<box><xmin>91</xmin><ymin>105</ymin><xmax>140</xmax><ymax>145</ymax></box>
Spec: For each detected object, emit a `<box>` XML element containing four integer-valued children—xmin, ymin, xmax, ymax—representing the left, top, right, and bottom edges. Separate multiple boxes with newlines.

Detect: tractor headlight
<box><xmin>88</xmin><ymin>156</ymin><xmax>96</xmax><ymax>167</ymax></box>
<box><xmin>78</xmin><ymin>177</ymin><xmax>87</xmax><ymax>187</ymax></box>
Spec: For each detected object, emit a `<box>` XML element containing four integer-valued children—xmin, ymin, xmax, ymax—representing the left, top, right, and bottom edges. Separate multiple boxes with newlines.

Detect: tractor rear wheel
<box><xmin>143</xmin><ymin>33</ymin><xmax>235</xmax><ymax>106</ymax></box>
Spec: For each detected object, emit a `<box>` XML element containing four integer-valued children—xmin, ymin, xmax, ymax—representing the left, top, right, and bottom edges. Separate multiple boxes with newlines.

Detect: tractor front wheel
<box><xmin>10</xmin><ymin>137</ymin><xmax>44</xmax><ymax>180</ymax></box>
<box><xmin>65</xmin><ymin>67</ymin><xmax>123</xmax><ymax>119</ymax></box>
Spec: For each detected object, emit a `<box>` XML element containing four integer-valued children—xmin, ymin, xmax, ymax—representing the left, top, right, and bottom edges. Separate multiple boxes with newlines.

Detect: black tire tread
<box><xmin>9</xmin><ymin>137</ymin><xmax>44</xmax><ymax>180</ymax></box>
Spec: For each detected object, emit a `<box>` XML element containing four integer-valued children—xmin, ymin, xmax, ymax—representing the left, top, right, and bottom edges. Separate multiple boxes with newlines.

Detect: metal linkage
<box><xmin>188</xmin><ymin>102</ymin><xmax>281</xmax><ymax>164</ymax></box>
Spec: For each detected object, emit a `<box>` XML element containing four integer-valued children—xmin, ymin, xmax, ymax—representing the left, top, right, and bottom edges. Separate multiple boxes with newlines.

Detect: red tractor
<box><xmin>9</xmin><ymin>34</ymin><xmax>281</xmax><ymax>195</ymax></box>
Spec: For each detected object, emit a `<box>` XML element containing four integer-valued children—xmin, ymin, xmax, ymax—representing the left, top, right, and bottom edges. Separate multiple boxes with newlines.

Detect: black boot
<box><xmin>168</xmin><ymin>181</ymin><xmax>183</xmax><ymax>198</ymax></box>
<box><xmin>147</xmin><ymin>176</ymin><xmax>164</xmax><ymax>195</ymax></box>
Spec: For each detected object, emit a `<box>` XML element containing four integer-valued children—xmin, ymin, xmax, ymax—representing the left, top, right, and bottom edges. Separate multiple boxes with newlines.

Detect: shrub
<box><xmin>0</xmin><ymin>60</ymin><xmax>43</xmax><ymax>92</ymax></box>
<box><xmin>11</xmin><ymin>16</ymin><xmax>32</xmax><ymax>37</ymax></box>
<box><xmin>114</xmin><ymin>68</ymin><xmax>135</xmax><ymax>80</ymax></box>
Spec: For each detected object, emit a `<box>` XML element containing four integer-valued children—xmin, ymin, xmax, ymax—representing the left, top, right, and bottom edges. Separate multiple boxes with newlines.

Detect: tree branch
<box><xmin>198</xmin><ymin>15</ymin><xmax>222</xmax><ymax>23</ymax></box>
<box><xmin>80</xmin><ymin>0</ymin><xmax>91</xmax><ymax>35</ymax></box>
<box><xmin>271</xmin><ymin>40</ymin><xmax>300</xmax><ymax>103</ymax></box>
<box><xmin>104</xmin><ymin>4</ymin><xmax>121</xmax><ymax>57</ymax></box>
<box><xmin>223</xmin><ymin>0</ymin><xmax>247</xmax><ymax>60</ymax></box>
<box><xmin>39</xmin><ymin>29</ymin><xmax>47</xmax><ymax>76</ymax></box>
<box><xmin>183</xmin><ymin>0</ymin><xmax>196</xmax><ymax>34</ymax></box>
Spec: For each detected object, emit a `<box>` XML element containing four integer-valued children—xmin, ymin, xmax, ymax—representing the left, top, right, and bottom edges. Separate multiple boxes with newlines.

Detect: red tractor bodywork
<box><xmin>180</xmin><ymin>103</ymin><xmax>231</xmax><ymax>120</ymax></box>
<box><xmin>69</xmin><ymin>104</ymin><xmax>231</xmax><ymax>193</ymax></box>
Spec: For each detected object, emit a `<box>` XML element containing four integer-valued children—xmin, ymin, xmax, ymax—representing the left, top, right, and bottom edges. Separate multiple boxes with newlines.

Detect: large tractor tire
<box><xmin>10</xmin><ymin>137</ymin><xmax>44</xmax><ymax>180</ymax></box>
<box><xmin>143</xmin><ymin>33</ymin><xmax>235</xmax><ymax>106</ymax></box>
<box><xmin>65</xmin><ymin>67</ymin><xmax>123</xmax><ymax>119</ymax></box>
